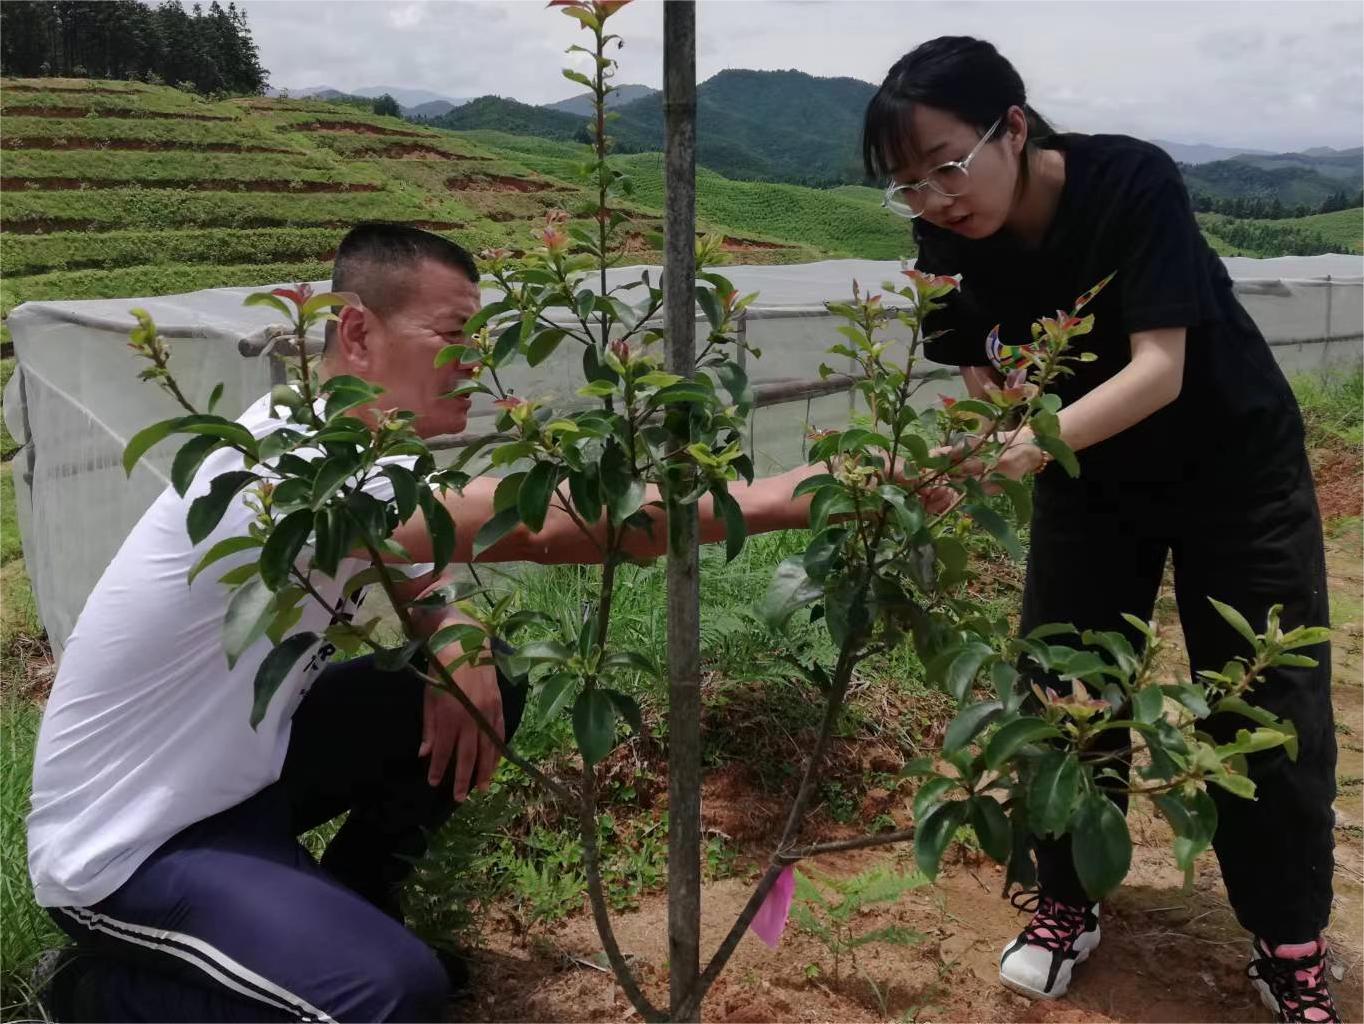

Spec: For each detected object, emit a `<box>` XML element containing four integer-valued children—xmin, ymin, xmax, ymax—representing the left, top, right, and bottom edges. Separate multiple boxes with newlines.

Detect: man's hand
<box><xmin>418</xmin><ymin>641</ymin><xmax>505</xmax><ymax>803</ymax></box>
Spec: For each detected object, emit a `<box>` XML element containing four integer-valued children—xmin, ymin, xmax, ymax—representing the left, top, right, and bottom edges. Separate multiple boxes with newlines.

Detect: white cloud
<box><xmin>239</xmin><ymin>0</ymin><xmax>1364</xmax><ymax>152</ymax></box>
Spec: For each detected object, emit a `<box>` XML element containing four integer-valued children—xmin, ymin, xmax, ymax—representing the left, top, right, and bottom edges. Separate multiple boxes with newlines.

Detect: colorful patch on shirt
<box><xmin>986</xmin><ymin>323</ymin><xmax>1037</xmax><ymax>372</ymax></box>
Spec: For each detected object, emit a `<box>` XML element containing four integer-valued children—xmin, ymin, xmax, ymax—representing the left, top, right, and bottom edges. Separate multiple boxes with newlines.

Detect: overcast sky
<box><xmin>240</xmin><ymin>0</ymin><xmax>1363</xmax><ymax>153</ymax></box>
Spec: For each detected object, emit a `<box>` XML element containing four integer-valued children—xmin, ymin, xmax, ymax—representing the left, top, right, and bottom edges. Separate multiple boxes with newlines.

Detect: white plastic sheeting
<box><xmin>5</xmin><ymin>254</ymin><xmax>1361</xmax><ymax>652</ymax></box>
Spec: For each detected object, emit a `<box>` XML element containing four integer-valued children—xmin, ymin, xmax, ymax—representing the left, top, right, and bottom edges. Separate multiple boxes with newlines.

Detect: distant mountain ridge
<box><xmin>544</xmin><ymin>83</ymin><xmax>658</xmax><ymax>117</ymax></box>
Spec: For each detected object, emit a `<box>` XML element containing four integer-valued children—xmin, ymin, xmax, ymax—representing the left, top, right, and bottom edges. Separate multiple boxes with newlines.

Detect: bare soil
<box><xmin>358</xmin><ymin>142</ymin><xmax>472</xmax><ymax>160</ymax></box>
<box><xmin>721</xmin><ymin>236</ymin><xmax>790</xmax><ymax>252</ymax></box>
<box><xmin>449</xmin><ymin>463</ymin><xmax>1364</xmax><ymax>1023</ymax></box>
<box><xmin>447</xmin><ymin>175</ymin><xmax>561</xmax><ymax>194</ymax></box>
<box><xmin>289</xmin><ymin>120</ymin><xmax>423</xmax><ymax>137</ymax></box>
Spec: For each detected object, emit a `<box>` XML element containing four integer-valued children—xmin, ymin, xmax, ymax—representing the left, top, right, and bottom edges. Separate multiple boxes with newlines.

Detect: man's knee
<box><xmin>365</xmin><ymin>932</ymin><xmax>449</xmax><ymax>1022</ymax></box>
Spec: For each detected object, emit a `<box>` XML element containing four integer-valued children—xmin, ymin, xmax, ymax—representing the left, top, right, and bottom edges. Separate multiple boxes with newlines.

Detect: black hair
<box><xmin>325</xmin><ymin>222</ymin><xmax>479</xmax><ymax>349</ymax></box>
<box><xmin>862</xmin><ymin>36</ymin><xmax>1055</xmax><ymax>186</ymax></box>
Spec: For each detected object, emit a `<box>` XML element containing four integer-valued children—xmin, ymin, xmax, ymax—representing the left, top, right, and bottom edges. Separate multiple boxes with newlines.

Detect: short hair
<box><xmin>325</xmin><ymin>223</ymin><xmax>480</xmax><ymax>349</ymax></box>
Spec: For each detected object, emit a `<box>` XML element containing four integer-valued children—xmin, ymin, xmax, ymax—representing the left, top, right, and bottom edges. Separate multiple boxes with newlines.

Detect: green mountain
<box><xmin>544</xmin><ymin>83</ymin><xmax>657</xmax><ymax>117</ymax></box>
<box><xmin>426</xmin><ymin>69</ymin><xmax>877</xmax><ymax>187</ymax></box>
<box><xmin>605</xmin><ymin>69</ymin><xmax>875</xmax><ymax>186</ymax></box>
<box><xmin>422</xmin><ymin>95</ymin><xmax>590</xmax><ymax>143</ymax></box>
<box><xmin>1181</xmin><ymin>154</ymin><xmax>1362</xmax><ymax>208</ymax></box>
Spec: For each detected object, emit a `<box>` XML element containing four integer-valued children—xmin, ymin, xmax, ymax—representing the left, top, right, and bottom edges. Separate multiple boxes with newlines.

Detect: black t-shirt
<box><xmin>914</xmin><ymin>133</ymin><xmax>1304</xmax><ymax>484</ymax></box>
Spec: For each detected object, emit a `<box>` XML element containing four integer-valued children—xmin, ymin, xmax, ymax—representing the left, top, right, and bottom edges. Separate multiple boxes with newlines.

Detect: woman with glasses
<box><xmin>862</xmin><ymin>36</ymin><xmax>1338</xmax><ymax>1022</ymax></box>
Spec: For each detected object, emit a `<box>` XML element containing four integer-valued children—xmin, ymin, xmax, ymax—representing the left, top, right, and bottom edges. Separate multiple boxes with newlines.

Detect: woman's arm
<box><xmin>994</xmin><ymin>326</ymin><xmax>1186</xmax><ymax>477</ymax></box>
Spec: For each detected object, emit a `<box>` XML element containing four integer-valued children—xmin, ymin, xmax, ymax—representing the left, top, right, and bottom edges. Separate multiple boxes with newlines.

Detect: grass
<box><xmin>0</xmin><ymin>187</ymin><xmax>477</xmax><ymax>232</ymax></box>
<box><xmin>0</xmin><ymin>698</ymin><xmax>65</xmax><ymax>1017</ymax></box>
<box><xmin>1</xmin><ymin>149</ymin><xmax>384</xmax><ymax>187</ymax></box>
<box><xmin>1292</xmin><ymin>365</ymin><xmax>1364</xmax><ymax>451</ymax></box>
<box><xmin>1</xmin><ymin>114</ymin><xmax>306</xmax><ymax>151</ymax></box>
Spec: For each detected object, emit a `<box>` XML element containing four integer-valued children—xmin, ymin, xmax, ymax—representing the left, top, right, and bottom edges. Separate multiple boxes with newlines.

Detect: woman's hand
<box><xmin>933</xmin><ymin>431</ymin><xmax>1048</xmax><ymax>494</ymax></box>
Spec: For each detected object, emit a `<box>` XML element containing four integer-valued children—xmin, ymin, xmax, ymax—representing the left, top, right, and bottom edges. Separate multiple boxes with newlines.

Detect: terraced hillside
<box><xmin>0</xmin><ymin>77</ymin><xmax>915</xmax><ymax>336</ymax></box>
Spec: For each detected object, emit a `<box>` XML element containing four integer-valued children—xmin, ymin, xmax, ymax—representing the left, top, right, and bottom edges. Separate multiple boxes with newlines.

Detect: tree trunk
<box><xmin>662</xmin><ymin>2</ymin><xmax>700</xmax><ymax>1020</ymax></box>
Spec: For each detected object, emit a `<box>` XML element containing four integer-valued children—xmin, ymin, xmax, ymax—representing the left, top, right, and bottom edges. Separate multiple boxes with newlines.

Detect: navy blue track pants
<box><xmin>50</xmin><ymin>654</ymin><xmax>526</xmax><ymax>1022</ymax></box>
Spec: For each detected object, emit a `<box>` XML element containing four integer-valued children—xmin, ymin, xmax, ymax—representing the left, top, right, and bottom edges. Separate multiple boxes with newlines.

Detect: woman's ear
<box><xmin>1006</xmin><ymin>104</ymin><xmax>1029</xmax><ymax>153</ymax></box>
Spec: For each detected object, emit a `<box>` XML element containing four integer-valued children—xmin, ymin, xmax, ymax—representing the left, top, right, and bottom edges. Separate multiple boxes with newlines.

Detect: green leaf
<box><xmin>569</xmin><ymin>466</ymin><xmax>602</xmax><ymax>524</ymax></box>
<box><xmin>259</xmin><ymin>509</ymin><xmax>314</xmax><ymax>591</ymax></box>
<box><xmin>573</xmin><ymin>689</ymin><xmax>618</xmax><ymax>765</ymax></box>
<box><xmin>518</xmin><ymin>639</ymin><xmax>573</xmax><ymax>664</ymax></box>
<box><xmin>1034</xmin><ymin>433</ymin><xmax>1079</xmax><ymax>477</ymax></box>
<box><xmin>170</xmin><ymin>434</ymin><xmax>223</xmax><ymax>497</ymax></box>
<box><xmin>187</xmin><ymin>470</ymin><xmax>259</xmax><ymax>545</ymax></box>
<box><xmin>1153</xmin><ymin>790</ymin><xmax>1217</xmax><ymax>872</ymax></box>
<box><xmin>914</xmin><ymin>799</ymin><xmax>968</xmax><ymax>878</ymax></box>
<box><xmin>310</xmin><ymin>455</ymin><xmax>356</xmax><ymax>509</ymax></box>
<box><xmin>536</xmin><ymin>674</ymin><xmax>576</xmax><ymax>724</ymax></box>
<box><xmin>518</xmin><ymin>462</ymin><xmax>558</xmax><ymax>534</ymax></box>
<box><xmin>711</xmin><ymin>486</ymin><xmax>746</xmax><ymax>562</ymax></box>
<box><xmin>993</xmin><ymin>475</ymin><xmax>1033</xmax><ymax>523</ymax></box>
<box><xmin>375</xmin><ymin>639</ymin><xmax>423</xmax><ymax>672</ymax></box>
<box><xmin>1131</xmin><ymin>685</ymin><xmax>1165</xmax><ymax>725</ymax></box>
<box><xmin>601</xmin><ymin>650</ymin><xmax>659</xmax><ymax>677</ymax></box>
<box><xmin>912</xmin><ymin>776</ymin><xmax>956</xmax><ymax>822</ymax></box>
<box><xmin>802</xmin><ymin>525</ymin><xmax>847</xmax><ymax>583</ymax></box>
<box><xmin>187</xmin><ymin>535</ymin><xmax>263</xmax><ymax>586</ymax></box>
<box><xmin>578</xmin><ymin>379</ymin><xmax>618</xmax><ymax>398</ymax></box>
<box><xmin>300</xmin><ymin>291</ymin><xmax>352</xmax><ymax>318</ymax></box>
<box><xmin>1208</xmin><ymin>597</ymin><xmax>1258</xmax><ymax>648</ymax></box>
<box><xmin>1027</xmin><ymin>750</ymin><xmax>1081</xmax><ymax>837</ymax></box>
<box><xmin>1207</xmin><ymin>772</ymin><xmax>1256</xmax><ymax>799</ymax></box>
<box><xmin>984</xmin><ymin>716</ymin><xmax>1060</xmax><ymax>769</ymax></box>
<box><xmin>1070</xmin><ymin>792</ymin><xmax>1131</xmax><ymax>899</ymax></box>
<box><xmin>962</xmin><ymin>503</ymin><xmax>1024</xmax><ymax>559</ymax></box>
<box><xmin>123</xmin><ymin>417</ymin><xmax>184</xmax><ymax>475</ymax></box>
<box><xmin>607</xmin><ymin>476</ymin><xmax>646</xmax><ymax>529</ymax></box>
<box><xmin>696</xmin><ymin>285</ymin><xmax>723</xmax><ymax>328</ymax></box>
<box><xmin>758</xmin><ymin>556</ymin><xmax>824</xmax><ymax>631</ymax></box>
<box><xmin>472</xmin><ymin>506</ymin><xmax>521</xmax><ymax>560</ymax></box>
<box><xmin>968</xmin><ymin>795</ymin><xmax>1012</xmax><ymax>863</ymax></box>
<box><xmin>312</xmin><ymin>507</ymin><xmax>347</xmax><ymax>577</ymax></box>
<box><xmin>943</xmin><ymin>641</ymin><xmax>995</xmax><ymax>702</ymax></box>
<box><xmin>491</xmin><ymin>321</ymin><xmax>522</xmax><ymax>367</ymax></box>
<box><xmin>381</xmin><ymin>465</ymin><xmax>420</xmax><ymax>521</ymax></box>
<box><xmin>223</xmin><ymin>578</ymin><xmax>276</xmax><ymax>670</ymax></box>
<box><xmin>605</xmin><ymin>690</ymin><xmax>643</xmax><ymax>735</ymax></box>
<box><xmin>943</xmin><ymin>699</ymin><xmax>1003</xmax><ymax>754</ymax></box>
<box><xmin>242</xmin><ymin>290</ymin><xmax>295</xmax><ymax>318</ymax></box>
<box><xmin>249</xmin><ymin>631</ymin><xmax>318</xmax><ymax>728</ymax></box>
<box><xmin>525</xmin><ymin>327</ymin><xmax>566</xmax><ymax>367</ymax></box>
<box><xmin>714</xmin><ymin>359</ymin><xmax>753</xmax><ymax>410</ymax></box>
<box><xmin>429</xmin><ymin>622</ymin><xmax>486</xmax><ymax>654</ymax></box>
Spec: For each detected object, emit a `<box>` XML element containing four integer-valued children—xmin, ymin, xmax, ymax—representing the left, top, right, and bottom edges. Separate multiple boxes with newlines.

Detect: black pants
<box><xmin>50</xmin><ymin>655</ymin><xmax>526</xmax><ymax>1022</ymax></box>
<box><xmin>1021</xmin><ymin>456</ymin><xmax>1336</xmax><ymax>944</ymax></box>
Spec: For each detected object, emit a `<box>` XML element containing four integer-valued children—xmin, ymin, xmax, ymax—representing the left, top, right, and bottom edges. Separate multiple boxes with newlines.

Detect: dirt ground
<box><xmin>450</xmin><ymin>457</ymin><xmax>1364</xmax><ymax>1024</ymax></box>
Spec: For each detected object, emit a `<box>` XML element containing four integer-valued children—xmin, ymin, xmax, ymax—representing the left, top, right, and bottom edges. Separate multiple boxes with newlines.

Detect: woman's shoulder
<box><xmin>1063</xmin><ymin>132</ymin><xmax>1182</xmax><ymax>186</ymax></box>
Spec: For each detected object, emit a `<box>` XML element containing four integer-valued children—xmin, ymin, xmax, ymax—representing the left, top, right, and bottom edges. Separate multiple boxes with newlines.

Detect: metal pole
<box><xmin>662</xmin><ymin>2</ymin><xmax>701</xmax><ymax>1018</ymax></box>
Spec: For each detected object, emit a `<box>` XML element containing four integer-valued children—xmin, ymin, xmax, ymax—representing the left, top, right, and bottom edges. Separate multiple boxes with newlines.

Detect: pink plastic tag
<box><xmin>748</xmin><ymin>865</ymin><xmax>796</xmax><ymax>950</ymax></box>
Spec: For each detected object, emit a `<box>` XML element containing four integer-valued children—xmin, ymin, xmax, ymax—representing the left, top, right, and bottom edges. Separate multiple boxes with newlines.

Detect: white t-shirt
<box><xmin>28</xmin><ymin>393</ymin><xmax>408</xmax><ymax>908</ymax></box>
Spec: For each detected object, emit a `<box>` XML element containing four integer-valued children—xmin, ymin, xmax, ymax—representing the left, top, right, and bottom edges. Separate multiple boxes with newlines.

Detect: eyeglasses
<box><xmin>882</xmin><ymin>117</ymin><xmax>1003</xmax><ymax>220</ymax></box>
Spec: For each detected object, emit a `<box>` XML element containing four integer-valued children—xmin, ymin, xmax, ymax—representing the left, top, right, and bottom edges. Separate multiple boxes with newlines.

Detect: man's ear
<box><xmin>334</xmin><ymin>305</ymin><xmax>374</xmax><ymax>370</ymax></box>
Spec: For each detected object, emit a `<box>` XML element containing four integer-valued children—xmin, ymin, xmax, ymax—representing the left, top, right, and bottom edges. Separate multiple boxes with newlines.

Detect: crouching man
<box><xmin>27</xmin><ymin>224</ymin><xmax>828</xmax><ymax>1022</ymax></box>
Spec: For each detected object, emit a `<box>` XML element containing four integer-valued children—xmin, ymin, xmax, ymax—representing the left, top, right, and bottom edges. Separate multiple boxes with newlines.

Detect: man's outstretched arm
<box><xmin>390</xmin><ymin>464</ymin><xmax>822</xmax><ymax>567</ymax></box>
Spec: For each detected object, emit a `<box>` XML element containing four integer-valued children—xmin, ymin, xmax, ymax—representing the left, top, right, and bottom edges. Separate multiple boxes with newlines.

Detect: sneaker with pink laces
<box><xmin>1248</xmin><ymin>936</ymin><xmax>1340</xmax><ymax>1023</ymax></box>
<box><xmin>998</xmin><ymin>889</ymin><xmax>1101</xmax><ymax>999</ymax></box>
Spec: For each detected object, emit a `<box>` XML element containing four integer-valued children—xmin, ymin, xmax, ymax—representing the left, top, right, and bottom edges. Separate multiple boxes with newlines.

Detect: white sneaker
<box><xmin>999</xmin><ymin>890</ymin><xmax>1101</xmax><ymax>999</ymax></box>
